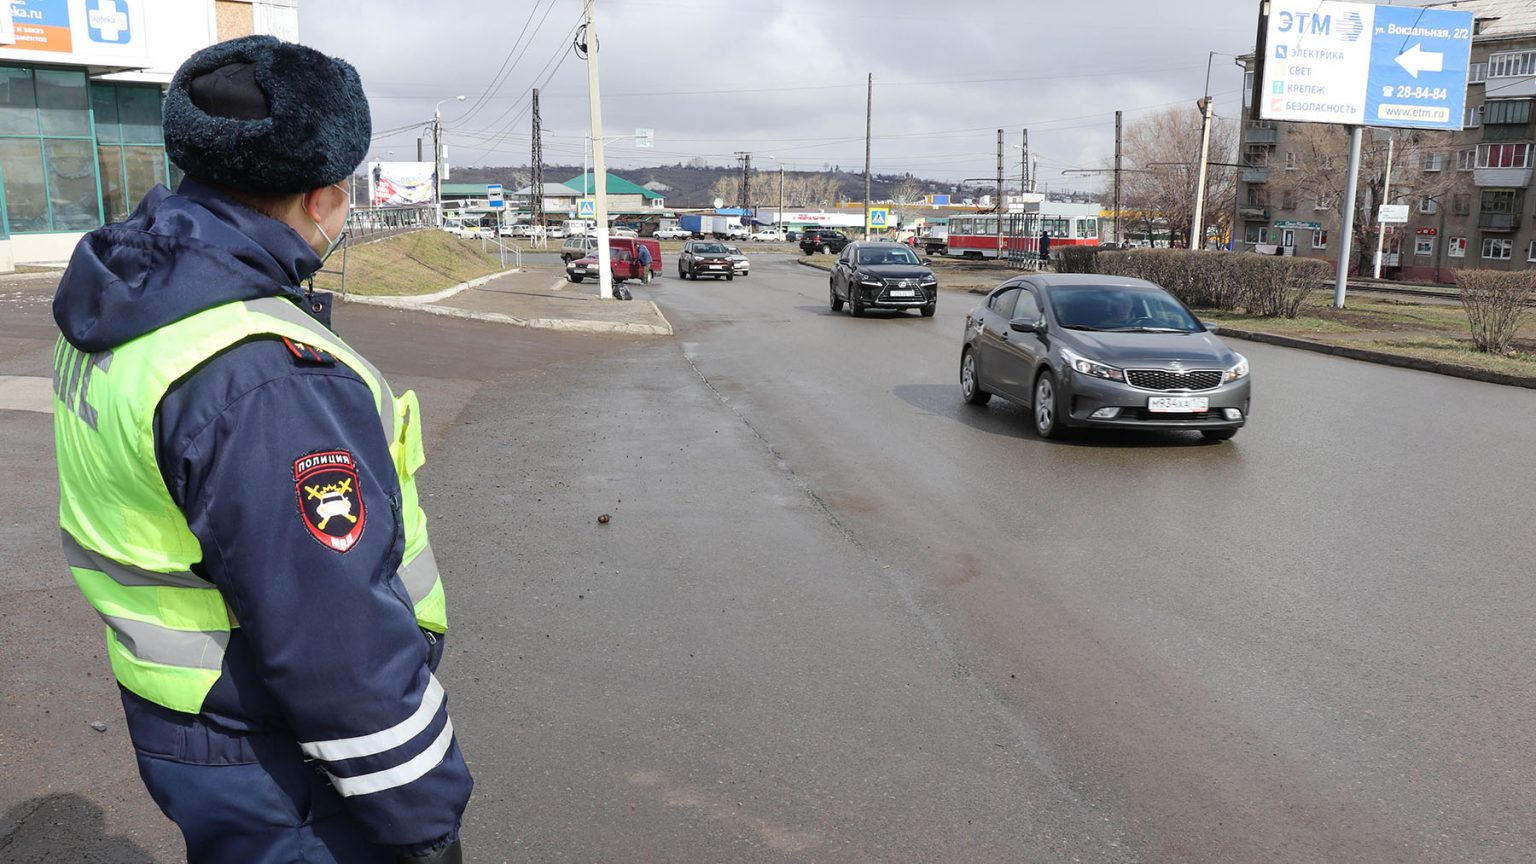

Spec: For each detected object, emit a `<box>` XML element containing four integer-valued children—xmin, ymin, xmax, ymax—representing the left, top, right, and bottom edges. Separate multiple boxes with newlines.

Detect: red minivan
<box><xmin>566</xmin><ymin>237</ymin><xmax>663</xmax><ymax>284</ymax></box>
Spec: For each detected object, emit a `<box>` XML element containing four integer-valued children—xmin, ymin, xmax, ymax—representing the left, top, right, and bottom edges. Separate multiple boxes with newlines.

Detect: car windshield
<box><xmin>857</xmin><ymin>246</ymin><xmax>920</xmax><ymax>266</ymax></box>
<box><xmin>693</xmin><ymin>243</ymin><xmax>727</xmax><ymax>254</ymax></box>
<box><xmin>1046</xmin><ymin>285</ymin><xmax>1201</xmax><ymax>333</ymax></box>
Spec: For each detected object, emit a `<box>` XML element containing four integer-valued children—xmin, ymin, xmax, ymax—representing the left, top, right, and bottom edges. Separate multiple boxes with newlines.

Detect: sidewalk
<box><xmin>342</xmin><ymin>264</ymin><xmax>673</xmax><ymax>336</ymax></box>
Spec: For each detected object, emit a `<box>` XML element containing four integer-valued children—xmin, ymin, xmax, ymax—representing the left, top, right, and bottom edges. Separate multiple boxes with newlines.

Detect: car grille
<box><xmin>1125</xmin><ymin>369</ymin><xmax>1222</xmax><ymax>391</ymax></box>
<box><xmin>878</xmin><ymin>280</ymin><xmax>928</xmax><ymax>301</ymax></box>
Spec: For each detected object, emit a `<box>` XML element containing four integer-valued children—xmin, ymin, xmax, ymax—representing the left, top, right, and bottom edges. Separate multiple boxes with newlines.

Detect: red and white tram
<box><xmin>944</xmin><ymin>202</ymin><xmax>1102</xmax><ymax>259</ymax></box>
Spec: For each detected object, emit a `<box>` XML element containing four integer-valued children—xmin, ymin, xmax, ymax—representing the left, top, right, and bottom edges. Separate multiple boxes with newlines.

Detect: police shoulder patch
<box><xmin>294</xmin><ymin>450</ymin><xmax>365</xmax><ymax>552</ymax></box>
<box><xmin>282</xmin><ymin>337</ymin><xmax>335</xmax><ymax>365</ymax></box>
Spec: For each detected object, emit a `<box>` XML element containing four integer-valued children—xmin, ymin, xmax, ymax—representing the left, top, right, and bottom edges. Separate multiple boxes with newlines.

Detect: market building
<box><xmin>0</xmin><ymin>0</ymin><xmax>296</xmax><ymax>270</ymax></box>
<box><xmin>1235</xmin><ymin>0</ymin><xmax>1536</xmax><ymax>281</ymax></box>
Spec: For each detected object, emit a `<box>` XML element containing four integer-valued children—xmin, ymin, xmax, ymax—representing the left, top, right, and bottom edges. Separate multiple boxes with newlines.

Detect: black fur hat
<box><xmin>163</xmin><ymin>35</ymin><xmax>371</xmax><ymax>194</ymax></box>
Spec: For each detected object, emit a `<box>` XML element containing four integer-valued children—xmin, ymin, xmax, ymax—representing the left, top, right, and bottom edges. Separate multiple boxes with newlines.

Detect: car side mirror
<box><xmin>1010</xmin><ymin>317</ymin><xmax>1046</xmax><ymax>334</ymax></box>
<box><xmin>1202</xmin><ymin>322</ymin><xmax>1221</xmax><ymax>334</ymax></box>
<box><xmin>921</xmin><ymin>258</ymin><xmax>932</xmax><ymax>265</ymax></box>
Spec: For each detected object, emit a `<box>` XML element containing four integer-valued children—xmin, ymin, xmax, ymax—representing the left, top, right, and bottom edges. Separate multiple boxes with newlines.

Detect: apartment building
<box><xmin>1236</xmin><ymin>0</ymin><xmax>1535</xmax><ymax>281</ymax></box>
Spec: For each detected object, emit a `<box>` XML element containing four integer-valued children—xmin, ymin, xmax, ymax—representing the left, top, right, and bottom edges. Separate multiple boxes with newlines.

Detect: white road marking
<box><xmin>0</xmin><ymin>376</ymin><xmax>54</xmax><ymax>414</ymax></box>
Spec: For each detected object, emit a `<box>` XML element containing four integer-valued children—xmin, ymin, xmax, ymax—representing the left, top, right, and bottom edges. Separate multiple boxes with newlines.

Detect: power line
<box><xmin>458</xmin><ymin>0</ymin><xmax>560</xmax><ymax>126</ymax></box>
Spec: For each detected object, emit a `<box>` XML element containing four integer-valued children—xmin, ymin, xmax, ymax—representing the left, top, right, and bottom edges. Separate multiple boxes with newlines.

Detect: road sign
<box><xmin>1258</xmin><ymin>1</ymin><xmax>1472</xmax><ymax>130</ymax></box>
<box><xmin>577</xmin><ymin>198</ymin><xmax>595</xmax><ymax>219</ymax></box>
<box><xmin>1275</xmin><ymin>220</ymin><xmax>1322</xmax><ymax>230</ymax></box>
<box><xmin>930</xmin><ymin>194</ymin><xmax>951</xmax><ymax>206</ymax></box>
<box><xmin>635</xmin><ymin>127</ymin><xmax>654</xmax><ymax>148</ymax></box>
<box><xmin>1377</xmin><ymin>204</ymin><xmax>1410</xmax><ymax>223</ymax></box>
<box><xmin>867</xmin><ymin>207</ymin><xmax>889</xmax><ymax>229</ymax></box>
<box><xmin>486</xmin><ymin>183</ymin><xmax>504</xmax><ymax>209</ymax></box>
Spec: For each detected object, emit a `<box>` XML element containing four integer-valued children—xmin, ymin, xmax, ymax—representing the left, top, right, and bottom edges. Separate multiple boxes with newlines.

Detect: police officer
<box><xmin>51</xmin><ymin>36</ymin><xmax>471</xmax><ymax>863</ymax></box>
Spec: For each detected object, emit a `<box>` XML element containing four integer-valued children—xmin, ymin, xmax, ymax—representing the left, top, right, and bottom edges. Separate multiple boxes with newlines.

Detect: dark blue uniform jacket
<box><xmin>54</xmin><ymin>180</ymin><xmax>473</xmax><ymax>856</ymax></box>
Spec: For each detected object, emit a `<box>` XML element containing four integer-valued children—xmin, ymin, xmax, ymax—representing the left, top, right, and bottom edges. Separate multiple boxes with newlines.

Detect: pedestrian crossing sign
<box><xmin>868</xmin><ymin>207</ymin><xmax>889</xmax><ymax>229</ymax></box>
<box><xmin>578</xmin><ymin>198</ymin><xmax>596</xmax><ymax>219</ymax></box>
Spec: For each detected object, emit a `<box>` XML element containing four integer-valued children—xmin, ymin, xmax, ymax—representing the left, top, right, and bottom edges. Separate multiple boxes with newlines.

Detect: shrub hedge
<box><xmin>1055</xmin><ymin>248</ymin><xmax>1330</xmax><ymax>318</ymax></box>
<box><xmin>1456</xmin><ymin>269</ymin><xmax>1533</xmax><ymax>354</ymax></box>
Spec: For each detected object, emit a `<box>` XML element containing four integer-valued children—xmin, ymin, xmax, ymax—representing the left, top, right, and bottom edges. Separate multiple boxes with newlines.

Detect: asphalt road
<box><xmin>4</xmin><ymin>256</ymin><xmax>1536</xmax><ymax>862</ymax></box>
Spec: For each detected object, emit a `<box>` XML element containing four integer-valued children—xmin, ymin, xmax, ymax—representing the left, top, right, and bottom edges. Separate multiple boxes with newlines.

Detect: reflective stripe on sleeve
<box><xmin>398</xmin><ymin>543</ymin><xmax>441</xmax><ymax>607</ymax></box>
<box><xmin>101</xmin><ymin>613</ymin><xmax>228</xmax><ymax>670</ymax></box>
<box><xmin>298</xmin><ymin>674</ymin><xmax>446</xmax><ymax>762</ymax></box>
<box><xmin>62</xmin><ymin>531</ymin><xmax>213</xmax><ymax>589</ymax></box>
<box><xmin>326</xmin><ymin>718</ymin><xmax>456</xmax><ymax>798</ymax></box>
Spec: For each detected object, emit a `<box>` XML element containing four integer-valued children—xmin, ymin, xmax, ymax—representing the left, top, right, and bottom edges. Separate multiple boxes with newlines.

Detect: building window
<box><xmin>1469</xmin><ymin>62</ymin><xmax>1487</xmax><ymax>84</ymax></box>
<box><xmin>1422</xmin><ymin>152</ymin><xmax>1443</xmax><ymax>172</ymax></box>
<box><xmin>1529</xmin><ymin>239</ymin><xmax>1536</xmax><ymax>263</ymax></box>
<box><xmin>1281</xmin><ymin>191</ymin><xmax>1296</xmax><ymax>211</ymax></box>
<box><xmin>1463</xmin><ymin>104</ymin><xmax>1483</xmax><ymax>128</ymax></box>
<box><xmin>1487</xmin><ymin>50</ymin><xmax>1536</xmax><ymax>79</ymax></box>
<box><xmin>1456</xmin><ymin>148</ymin><xmax>1476</xmax><ymax>170</ymax></box>
<box><xmin>1482</xmin><ymin>237</ymin><xmax>1512</xmax><ymax>259</ymax></box>
<box><xmin>1243</xmin><ymin>223</ymin><xmax>1262</xmax><ymax>244</ymax></box>
<box><xmin>1415</xmin><ymin>236</ymin><xmax>1435</xmax><ymax>256</ymax></box>
<box><xmin>1284</xmin><ymin>151</ymin><xmax>1297</xmax><ymax>170</ymax></box>
<box><xmin>1243</xmin><ymin>71</ymin><xmax>1253</xmax><ymax>109</ymax></box>
<box><xmin>1419</xmin><ymin>197</ymin><xmax>1439</xmax><ymax>214</ymax></box>
<box><xmin>1312</xmin><ymin>229</ymin><xmax>1328</xmax><ymax>249</ymax></box>
<box><xmin>0</xmin><ymin>66</ymin><xmax>102</xmax><ymax>233</ymax></box>
<box><xmin>1476</xmin><ymin>143</ymin><xmax>1532</xmax><ymax>169</ymax></box>
<box><xmin>1483</xmin><ymin>99</ymin><xmax>1533</xmax><ymax>126</ymax></box>
<box><xmin>91</xmin><ymin>84</ymin><xmax>168</xmax><ymax>224</ymax></box>
<box><xmin>1449</xmin><ymin>236</ymin><xmax>1467</xmax><ymax>257</ymax></box>
<box><xmin>1314</xmin><ymin>194</ymin><xmax>1330</xmax><ymax>210</ymax></box>
<box><xmin>1480</xmin><ymin>188</ymin><xmax>1523</xmax><ymax>216</ymax></box>
<box><xmin>1453</xmin><ymin>193</ymin><xmax>1471</xmax><ymax>216</ymax></box>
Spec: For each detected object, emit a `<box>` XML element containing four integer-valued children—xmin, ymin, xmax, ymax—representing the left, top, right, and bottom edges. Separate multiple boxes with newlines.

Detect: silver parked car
<box><xmin>960</xmin><ymin>275</ymin><xmax>1250</xmax><ymax>441</ymax></box>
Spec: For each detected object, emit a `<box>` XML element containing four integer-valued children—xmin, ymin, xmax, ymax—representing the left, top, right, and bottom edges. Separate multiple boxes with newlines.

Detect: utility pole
<box><xmin>734</xmin><ymin>151</ymin><xmax>751</xmax><ymax>212</ymax></box>
<box><xmin>1191</xmin><ymin>96</ymin><xmax>1214</xmax><ymax>250</ymax></box>
<box><xmin>1114</xmin><ymin>110</ymin><xmax>1123</xmax><ymax>246</ymax></box>
<box><xmin>1021</xmin><ymin>129</ymin><xmax>1030</xmax><ymax>195</ymax></box>
<box><xmin>531</xmin><ymin>87</ymin><xmax>545</xmax><ymax>243</ymax></box>
<box><xmin>432</xmin><ymin>112</ymin><xmax>442</xmax><ymax>226</ymax></box>
<box><xmin>995</xmin><ymin>128</ymin><xmax>1004</xmax><ymax>260</ymax></box>
<box><xmin>778</xmin><ymin>163</ymin><xmax>785</xmax><ymax>235</ymax></box>
<box><xmin>1372</xmin><ymin>136</ymin><xmax>1395</xmax><ymax>279</ymax></box>
<box><xmin>581</xmin><ymin>0</ymin><xmax>612</xmax><ymax>299</ymax></box>
<box><xmin>1334</xmin><ymin>126</ymin><xmax>1364</xmax><ymax>308</ymax></box>
<box><xmin>863</xmin><ymin>72</ymin><xmax>872</xmax><ymax>240</ymax></box>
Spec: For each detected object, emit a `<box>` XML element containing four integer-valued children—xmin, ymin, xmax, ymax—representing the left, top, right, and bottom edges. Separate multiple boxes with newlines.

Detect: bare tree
<box><xmin>1112</xmin><ymin>106</ymin><xmax>1238</xmax><ymax>248</ymax></box>
<box><xmin>1264</xmin><ymin>126</ymin><xmax>1464</xmax><ymax>272</ymax></box>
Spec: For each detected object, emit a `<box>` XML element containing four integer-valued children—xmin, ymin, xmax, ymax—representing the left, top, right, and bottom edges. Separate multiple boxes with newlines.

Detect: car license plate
<box><xmin>890</xmin><ymin>289</ymin><xmax>916</xmax><ymax>297</ymax></box>
<box><xmin>1147</xmin><ymin>396</ymin><xmax>1209</xmax><ymax>413</ymax></box>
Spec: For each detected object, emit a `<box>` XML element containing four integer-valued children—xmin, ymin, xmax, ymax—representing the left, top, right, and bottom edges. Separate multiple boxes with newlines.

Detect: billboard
<box><xmin>368</xmin><ymin>161</ymin><xmax>436</xmax><ymax>207</ymax></box>
<box><xmin>1257</xmin><ymin>0</ymin><xmax>1472</xmax><ymax>130</ymax></box>
<box><xmin>0</xmin><ymin>0</ymin><xmax>153</xmax><ymax>70</ymax></box>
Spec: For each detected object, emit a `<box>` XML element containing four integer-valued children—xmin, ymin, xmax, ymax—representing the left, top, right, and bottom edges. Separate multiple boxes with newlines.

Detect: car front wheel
<box><xmin>920</xmin><ymin>302</ymin><xmax>936</xmax><ymax>317</ymax></box>
<box><xmin>960</xmin><ymin>348</ymin><xmax>990</xmax><ymax>405</ymax></box>
<box><xmin>1034</xmin><ymin>370</ymin><xmax>1064</xmax><ymax>439</ymax></box>
<box><xmin>830</xmin><ymin>282</ymin><xmax>843</xmax><ymax>311</ymax></box>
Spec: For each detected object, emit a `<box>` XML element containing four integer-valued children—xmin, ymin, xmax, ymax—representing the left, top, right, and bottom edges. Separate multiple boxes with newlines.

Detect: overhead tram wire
<box><xmin>457</xmin><ymin>0</ymin><xmax>561</xmax><ymax>126</ymax></box>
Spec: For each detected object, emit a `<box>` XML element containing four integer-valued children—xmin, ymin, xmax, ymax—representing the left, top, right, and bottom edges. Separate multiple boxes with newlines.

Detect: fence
<box><xmin>346</xmin><ymin>206</ymin><xmax>437</xmax><ymax>239</ymax></box>
<box><xmin>1002</xmin><ymin>212</ymin><xmax>1046</xmax><ymax>270</ymax></box>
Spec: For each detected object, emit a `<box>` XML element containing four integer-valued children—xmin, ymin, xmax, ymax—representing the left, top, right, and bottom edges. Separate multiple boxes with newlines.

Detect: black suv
<box><xmin>678</xmin><ymin>239</ymin><xmax>736</xmax><ymax>281</ymax></box>
<box><xmin>799</xmin><ymin>228</ymin><xmax>850</xmax><ymax>255</ymax></box>
<box><xmin>829</xmin><ymin>241</ymin><xmax>938</xmax><ymax>317</ymax></box>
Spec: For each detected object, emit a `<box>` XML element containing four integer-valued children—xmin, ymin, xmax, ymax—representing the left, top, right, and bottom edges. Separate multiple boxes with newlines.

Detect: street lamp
<box><xmin>433</xmin><ymin>95</ymin><xmax>465</xmax><ymax>226</ymax></box>
<box><xmin>762</xmin><ymin>155</ymin><xmax>789</xmax><ymax>237</ymax></box>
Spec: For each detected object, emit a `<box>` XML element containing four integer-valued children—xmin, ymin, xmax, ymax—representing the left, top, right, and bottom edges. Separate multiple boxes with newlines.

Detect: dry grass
<box><xmin>311</xmin><ymin>230</ymin><xmax>507</xmax><ymax>297</ymax></box>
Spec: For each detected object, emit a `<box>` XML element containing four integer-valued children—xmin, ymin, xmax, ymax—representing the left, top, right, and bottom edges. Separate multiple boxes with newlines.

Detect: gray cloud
<box><xmin>301</xmin><ymin>0</ymin><xmax>1259</xmax><ymax>189</ymax></box>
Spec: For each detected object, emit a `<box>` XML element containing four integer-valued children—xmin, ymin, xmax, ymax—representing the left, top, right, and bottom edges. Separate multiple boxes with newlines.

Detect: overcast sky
<box><xmin>299</xmin><ymin>0</ymin><xmax>1262</xmax><ymax>191</ymax></box>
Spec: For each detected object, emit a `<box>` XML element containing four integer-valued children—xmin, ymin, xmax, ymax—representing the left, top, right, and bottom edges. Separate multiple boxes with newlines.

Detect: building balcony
<box><xmin>1238</xmin><ymin>205</ymin><xmax>1270</xmax><ymax>220</ymax></box>
<box><xmin>1478</xmin><ymin>213</ymin><xmax>1522</xmax><ymax>231</ymax></box>
<box><xmin>1243</xmin><ymin>126</ymin><xmax>1278</xmax><ymax>145</ymax></box>
<box><xmin>1474</xmin><ymin>167</ymin><xmax>1533</xmax><ymax>187</ymax></box>
<box><xmin>1241</xmin><ymin>166</ymin><xmax>1271</xmax><ymax>184</ymax></box>
<box><xmin>1486</xmin><ymin>75</ymin><xmax>1536</xmax><ymax>99</ymax></box>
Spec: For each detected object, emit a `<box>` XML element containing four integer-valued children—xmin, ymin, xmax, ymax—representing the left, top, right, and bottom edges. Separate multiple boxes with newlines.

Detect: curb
<box><xmin>796</xmin><ymin>258</ymin><xmax>832</xmax><ymax>273</ymax></box>
<box><xmin>343</xmin><ymin>267</ymin><xmax>523</xmax><ymax>307</ymax></box>
<box><xmin>349</xmin><ymin>295</ymin><xmax>673</xmax><ymax>337</ymax></box>
<box><xmin>1213</xmin><ymin>325</ymin><xmax>1536</xmax><ymax>390</ymax></box>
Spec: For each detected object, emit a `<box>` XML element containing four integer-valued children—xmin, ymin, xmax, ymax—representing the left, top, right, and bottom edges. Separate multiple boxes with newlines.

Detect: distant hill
<box><xmin>450</xmin><ymin>162</ymin><xmax>965</xmax><ymax>208</ymax></box>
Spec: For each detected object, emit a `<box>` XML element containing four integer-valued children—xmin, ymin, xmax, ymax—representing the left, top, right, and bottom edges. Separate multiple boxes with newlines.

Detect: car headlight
<box><xmin>919</xmin><ymin>276</ymin><xmax>938</xmax><ymax>285</ymax></box>
<box><xmin>859</xmin><ymin>277</ymin><xmax>884</xmax><ymax>287</ymax></box>
<box><xmin>1223</xmin><ymin>354</ymin><xmax>1249</xmax><ymax>383</ymax></box>
<box><xmin>1061</xmin><ymin>347</ymin><xmax>1124</xmax><ymax>382</ymax></box>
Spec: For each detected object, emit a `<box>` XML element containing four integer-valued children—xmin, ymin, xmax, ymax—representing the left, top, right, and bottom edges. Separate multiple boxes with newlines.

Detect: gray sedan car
<box><xmin>960</xmin><ymin>274</ymin><xmax>1250</xmax><ymax>441</ymax></box>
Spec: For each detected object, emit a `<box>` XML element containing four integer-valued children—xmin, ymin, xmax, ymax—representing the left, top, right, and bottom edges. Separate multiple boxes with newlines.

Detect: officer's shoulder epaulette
<box><xmin>281</xmin><ymin>337</ymin><xmax>336</xmax><ymax>366</ymax></box>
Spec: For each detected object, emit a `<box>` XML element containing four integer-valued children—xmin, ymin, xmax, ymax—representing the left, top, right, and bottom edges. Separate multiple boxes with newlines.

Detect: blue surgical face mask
<box><xmin>311</xmin><ymin>182</ymin><xmax>351</xmax><ymax>262</ymax></box>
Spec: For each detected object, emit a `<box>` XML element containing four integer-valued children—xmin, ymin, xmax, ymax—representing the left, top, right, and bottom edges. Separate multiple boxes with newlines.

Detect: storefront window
<box><xmin>0</xmin><ymin>137</ymin><xmax>48</xmax><ymax>232</ymax></box>
<box><xmin>47</xmin><ymin>138</ymin><xmax>100</xmax><ymax>229</ymax></box>
<box><xmin>36</xmin><ymin>68</ymin><xmax>89</xmax><ymax>137</ymax></box>
<box><xmin>92</xmin><ymin>84</ymin><xmax>169</xmax><ymax>224</ymax></box>
<box><xmin>0</xmin><ymin>68</ymin><xmax>38</xmax><ymax>136</ymax></box>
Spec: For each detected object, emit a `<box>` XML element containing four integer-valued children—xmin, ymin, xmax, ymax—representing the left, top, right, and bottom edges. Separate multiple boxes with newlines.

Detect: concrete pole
<box><xmin>1372</xmin><ymin>136</ymin><xmax>1394</xmax><ymax>279</ymax></box>
<box><xmin>1333</xmin><ymin>126</ymin><xmax>1364</xmax><ymax>308</ymax></box>
<box><xmin>1114</xmin><ymin>110</ymin><xmax>1122</xmax><ymax>246</ymax></box>
<box><xmin>995</xmin><ymin>129</ymin><xmax>1004</xmax><ymax>260</ymax></box>
<box><xmin>583</xmin><ymin>0</ymin><xmax>612</xmax><ymax>299</ymax></box>
<box><xmin>779</xmin><ymin>164</ymin><xmax>784</xmax><ymax>235</ymax></box>
<box><xmin>433</xmin><ymin>109</ymin><xmax>441</xmax><ymax>227</ymax></box>
<box><xmin>863</xmin><ymin>73</ymin><xmax>872</xmax><ymax>241</ymax></box>
<box><xmin>1190</xmin><ymin>97</ymin><xmax>1214</xmax><ymax>250</ymax></box>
